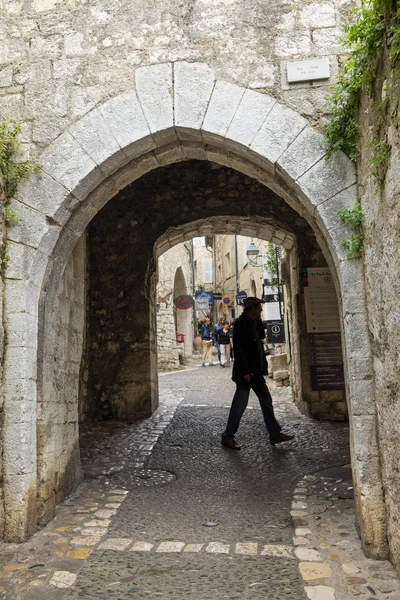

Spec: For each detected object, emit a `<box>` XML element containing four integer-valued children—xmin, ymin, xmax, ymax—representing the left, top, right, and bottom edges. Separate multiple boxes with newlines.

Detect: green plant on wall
<box><xmin>263</xmin><ymin>242</ymin><xmax>279</xmax><ymax>288</ymax></box>
<box><xmin>0</xmin><ymin>118</ymin><xmax>40</xmax><ymax>275</ymax></box>
<box><xmin>369</xmin><ymin>139</ymin><xmax>391</xmax><ymax>187</ymax></box>
<box><xmin>0</xmin><ymin>119</ymin><xmax>40</xmax><ymax>202</ymax></box>
<box><xmin>338</xmin><ymin>202</ymin><xmax>365</xmax><ymax>259</ymax></box>
<box><xmin>324</xmin><ymin>0</ymin><xmax>399</xmax><ymax>164</ymax></box>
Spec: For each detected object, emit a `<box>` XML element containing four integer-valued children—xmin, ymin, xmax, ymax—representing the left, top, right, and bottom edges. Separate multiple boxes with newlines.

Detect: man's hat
<box><xmin>243</xmin><ymin>296</ymin><xmax>265</xmax><ymax>308</ymax></box>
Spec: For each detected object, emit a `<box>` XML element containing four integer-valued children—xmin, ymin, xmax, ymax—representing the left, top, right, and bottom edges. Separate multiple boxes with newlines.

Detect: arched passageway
<box><xmin>3</xmin><ymin>62</ymin><xmax>383</xmax><ymax>561</ymax></box>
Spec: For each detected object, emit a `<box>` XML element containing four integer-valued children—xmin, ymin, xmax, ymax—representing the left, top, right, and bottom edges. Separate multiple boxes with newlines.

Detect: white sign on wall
<box><xmin>304</xmin><ymin>268</ymin><xmax>340</xmax><ymax>333</ymax></box>
<box><xmin>287</xmin><ymin>58</ymin><xmax>330</xmax><ymax>83</ymax></box>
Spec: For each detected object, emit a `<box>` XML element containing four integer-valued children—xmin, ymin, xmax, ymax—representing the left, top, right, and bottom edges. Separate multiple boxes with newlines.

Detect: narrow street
<box><xmin>1</xmin><ymin>359</ymin><xmax>399</xmax><ymax>599</ymax></box>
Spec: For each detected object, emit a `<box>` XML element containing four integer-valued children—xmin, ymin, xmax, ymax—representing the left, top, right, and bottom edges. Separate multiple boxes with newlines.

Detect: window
<box><xmin>225</xmin><ymin>252</ymin><xmax>231</xmax><ymax>276</ymax></box>
<box><xmin>204</xmin><ymin>259</ymin><xmax>213</xmax><ymax>283</ymax></box>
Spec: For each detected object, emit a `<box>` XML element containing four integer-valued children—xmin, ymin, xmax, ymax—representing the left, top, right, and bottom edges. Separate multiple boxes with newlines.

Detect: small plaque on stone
<box><xmin>287</xmin><ymin>58</ymin><xmax>330</xmax><ymax>83</ymax></box>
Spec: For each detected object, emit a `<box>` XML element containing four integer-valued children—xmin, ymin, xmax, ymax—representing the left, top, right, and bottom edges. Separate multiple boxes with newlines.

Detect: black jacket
<box><xmin>232</xmin><ymin>314</ymin><xmax>268</xmax><ymax>383</ymax></box>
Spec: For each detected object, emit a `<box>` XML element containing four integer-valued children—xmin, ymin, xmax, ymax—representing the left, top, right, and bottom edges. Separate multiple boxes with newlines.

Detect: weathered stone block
<box><xmin>154</xmin><ymin>144</ymin><xmax>184</xmax><ymax>167</ymax></box>
<box><xmin>4</xmin><ymin>378</ymin><xmax>36</xmax><ymax>403</ymax></box>
<box><xmin>40</xmin><ymin>131</ymin><xmax>103</xmax><ymax>200</ymax></box>
<box><xmin>299</xmin><ymin>2</ymin><xmax>336</xmax><ymax>28</ymax></box>
<box><xmin>24</xmin><ymin>80</ymin><xmax>67</xmax><ymax>120</ymax></box>
<box><xmin>202</xmin><ymin>81</ymin><xmax>245</xmax><ymax>143</ymax></box>
<box><xmin>316</xmin><ymin>185</ymin><xmax>358</xmax><ymax>232</ymax></box>
<box><xmin>70</xmin><ymin>86</ymin><xmax>105</xmax><ymax>119</ymax></box>
<box><xmin>69</xmin><ymin>108</ymin><xmax>123</xmax><ymax>176</ymax></box>
<box><xmin>4</xmin><ymin>347</ymin><xmax>37</xmax><ymax>380</ymax></box>
<box><xmin>0</xmin><ymin>66</ymin><xmax>13</xmax><ymax>87</ymax></box>
<box><xmin>99</xmin><ymin>90</ymin><xmax>156</xmax><ymax>160</ymax></box>
<box><xmin>3</xmin><ymin>425</ymin><xmax>35</xmax><ymax>474</ymax></box>
<box><xmin>274</xmin><ymin>33</ymin><xmax>311</xmax><ymax>57</ymax></box>
<box><xmin>251</xmin><ymin>102</ymin><xmax>307</xmax><ymax>167</ymax></box>
<box><xmin>6</xmin><ymin>313</ymin><xmax>37</xmax><ymax>348</ymax></box>
<box><xmin>297</xmin><ymin>151</ymin><xmax>356</xmax><ymax>206</ymax></box>
<box><xmin>348</xmin><ymin>378</ymin><xmax>376</xmax><ymax>416</ymax></box>
<box><xmin>226</xmin><ymin>90</ymin><xmax>275</xmax><ymax>148</ymax></box>
<box><xmin>7</xmin><ymin>201</ymin><xmax>49</xmax><ymax>249</ymax></box>
<box><xmin>5</xmin><ymin>279</ymin><xmax>39</xmax><ymax>315</ymax></box>
<box><xmin>312</xmin><ymin>28</ymin><xmax>343</xmax><ymax>54</ymax></box>
<box><xmin>273</xmin><ymin>369</ymin><xmax>289</xmax><ymax>381</ymax></box>
<box><xmin>174</xmin><ymin>61</ymin><xmax>215</xmax><ymax>140</ymax></box>
<box><xmin>5</xmin><ymin>241</ymin><xmax>36</xmax><ymax>280</ymax></box>
<box><xmin>277</xmin><ymin>126</ymin><xmax>325</xmax><ymax>183</ymax></box>
<box><xmin>268</xmin><ymin>353</ymin><xmax>288</xmax><ymax>374</ymax></box>
<box><xmin>135</xmin><ymin>63</ymin><xmax>175</xmax><ymax>146</ymax></box>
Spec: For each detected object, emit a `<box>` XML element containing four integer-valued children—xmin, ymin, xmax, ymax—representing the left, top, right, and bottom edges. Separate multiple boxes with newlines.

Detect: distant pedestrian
<box><xmin>221</xmin><ymin>297</ymin><xmax>294</xmax><ymax>450</ymax></box>
<box><xmin>217</xmin><ymin>321</ymin><xmax>231</xmax><ymax>367</ymax></box>
<box><xmin>212</xmin><ymin>316</ymin><xmax>224</xmax><ymax>363</ymax></box>
<box><xmin>229</xmin><ymin>319</ymin><xmax>235</xmax><ymax>360</ymax></box>
<box><xmin>200</xmin><ymin>318</ymin><xmax>214</xmax><ymax>367</ymax></box>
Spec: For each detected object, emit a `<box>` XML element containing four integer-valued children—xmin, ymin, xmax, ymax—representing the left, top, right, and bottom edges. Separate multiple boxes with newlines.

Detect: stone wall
<box><xmin>37</xmin><ymin>235</ymin><xmax>85</xmax><ymax>524</ymax></box>
<box><xmin>0</xmin><ymin>180</ymin><xmax>5</xmax><ymax>537</ymax></box>
<box><xmin>358</xmin><ymin>72</ymin><xmax>400</xmax><ymax>567</ymax></box>
<box><xmin>157</xmin><ymin>242</ymin><xmax>193</xmax><ymax>370</ymax></box>
<box><xmin>0</xmin><ymin>0</ymin><xmax>356</xmax><ymax>157</ymax></box>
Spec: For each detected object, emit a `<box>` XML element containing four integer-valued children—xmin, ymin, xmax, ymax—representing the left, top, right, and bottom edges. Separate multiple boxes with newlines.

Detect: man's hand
<box><xmin>243</xmin><ymin>374</ymin><xmax>251</xmax><ymax>382</ymax></box>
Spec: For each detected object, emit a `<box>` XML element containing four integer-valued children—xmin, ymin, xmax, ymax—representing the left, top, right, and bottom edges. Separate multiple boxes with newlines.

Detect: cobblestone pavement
<box><xmin>0</xmin><ymin>357</ymin><xmax>400</xmax><ymax>599</ymax></box>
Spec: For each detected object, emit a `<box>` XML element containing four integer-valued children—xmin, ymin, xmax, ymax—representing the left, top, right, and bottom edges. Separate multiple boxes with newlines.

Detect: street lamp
<box><xmin>246</xmin><ymin>241</ymin><xmax>259</xmax><ymax>266</ymax></box>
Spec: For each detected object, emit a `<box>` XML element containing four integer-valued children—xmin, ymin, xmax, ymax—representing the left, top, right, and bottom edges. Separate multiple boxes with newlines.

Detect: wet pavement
<box><xmin>0</xmin><ymin>357</ymin><xmax>400</xmax><ymax>599</ymax></box>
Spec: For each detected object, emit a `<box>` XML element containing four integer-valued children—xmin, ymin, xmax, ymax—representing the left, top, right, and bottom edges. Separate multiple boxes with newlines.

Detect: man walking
<box><xmin>212</xmin><ymin>316</ymin><xmax>224</xmax><ymax>363</ymax></box>
<box><xmin>200</xmin><ymin>318</ymin><xmax>214</xmax><ymax>367</ymax></box>
<box><xmin>221</xmin><ymin>297</ymin><xmax>294</xmax><ymax>450</ymax></box>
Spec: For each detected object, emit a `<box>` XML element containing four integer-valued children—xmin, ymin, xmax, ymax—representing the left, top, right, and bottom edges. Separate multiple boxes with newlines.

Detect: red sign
<box><xmin>174</xmin><ymin>294</ymin><xmax>194</xmax><ymax>309</ymax></box>
<box><xmin>222</xmin><ymin>295</ymin><xmax>232</xmax><ymax>306</ymax></box>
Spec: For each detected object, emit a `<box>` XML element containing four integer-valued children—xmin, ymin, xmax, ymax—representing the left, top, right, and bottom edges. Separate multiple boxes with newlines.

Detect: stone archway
<box><xmin>4</xmin><ymin>61</ymin><xmax>384</xmax><ymax>559</ymax></box>
<box><xmin>173</xmin><ymin>267</ymin><xmax>192</xmax><ymax>360</ymax></box>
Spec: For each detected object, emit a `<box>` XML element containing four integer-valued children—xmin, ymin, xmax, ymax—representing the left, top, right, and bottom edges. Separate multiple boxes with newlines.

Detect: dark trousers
<box><xmin>222</xmin><ymin>374</ymin><xmax>281</xmax><ymax>442</ymax></box>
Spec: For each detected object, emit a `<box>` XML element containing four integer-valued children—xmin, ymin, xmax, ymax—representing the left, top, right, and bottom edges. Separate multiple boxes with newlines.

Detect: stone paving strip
<box><xmin>291</xmin><ymin>474</ymin><xmax>400</xmax><ymax>600</ymax></box>
<box><xmin>1</xmin><ymin>383</ymin><xmax>400</xmax><ymax>599</ymax></box>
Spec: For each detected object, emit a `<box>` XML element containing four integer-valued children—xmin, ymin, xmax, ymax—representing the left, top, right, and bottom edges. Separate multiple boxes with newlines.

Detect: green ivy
<box><xmin>324</xmin><ymin>0</ymin><xmax>400</xmax><ymax>162</ymax></box>
<box><xmin>0</xmin><ymin>120</ymin><xmax>40</xmax><ymax>203</ymax></box>
<box><xmin>4</xmin><ymin>206</ymin><xmax>19</xmax><ymax>227</ymax></box>
<box><xmin>370</xmin><ymin>139</ymin><xmax>391</xmax><ymax>186</ymax></box>
<box><xmin>0</xmin><ymin>246</ymin><xmax>10</xmax><ymax>274</ymax></box>
<box><xmin>263</xmin><ymin>242</ymin><xmax>279</xmax><ymax>288</ymax></box>
<box><xmin>0</xmin><ymin>118</ymin><xmax>40</xmax><ymax>276</ymax></box>
<box><xmin>338</xmin><ymin>202</ymin><xmax>364</xmax><ymax>259</ymax></box>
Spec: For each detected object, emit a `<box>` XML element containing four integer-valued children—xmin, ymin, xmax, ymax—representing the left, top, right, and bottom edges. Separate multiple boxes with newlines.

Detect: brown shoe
<box><xmin>270</xmin><ymin>433</ymin><xmax>294</xmax><ymax>446</ymax></box>
<box><xmin>222</xmin><ymin>439</ymin><xmax>241</xmax><ymax>450</ymax></box>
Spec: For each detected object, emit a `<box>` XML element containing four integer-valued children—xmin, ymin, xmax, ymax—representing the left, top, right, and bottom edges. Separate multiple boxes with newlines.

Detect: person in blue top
<box><xmin>200</xmin><ymin>318</ymin><xmax>214</xmax><ymax>367</ymax></box>
<box><xmin>212</xmin><ymin>316</ymin><xmax>224</xmax><ymax>363</ymax></box>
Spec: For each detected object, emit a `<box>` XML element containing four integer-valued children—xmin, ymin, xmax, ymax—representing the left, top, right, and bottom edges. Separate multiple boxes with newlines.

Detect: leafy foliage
<box><xmin>338</xmin><ymin>202</ymin><xmax>364</xmax><ymax>259</ymax></box>
<box><xmin>263</xmin><ymin>242</ymin><xmax>279</xmax><ymax>288</ymax></box>
<box><xmin>324</xmin><ymin>0</ymin><xmax>400</xmax><ymax>162</ymax></box>
<box><xmin>369</xmin><ymin>139</ymin><xmax>391</xmax><ymax>186</ymax></box>
<box><xmin>0</xmin><ymin>119</ymin><xmax>40</xmax><ymax>203</ymax></box>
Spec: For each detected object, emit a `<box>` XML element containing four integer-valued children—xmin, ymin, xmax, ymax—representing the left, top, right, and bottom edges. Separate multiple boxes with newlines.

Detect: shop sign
<box><xmin>174</xmin><ymin>294</ymin><xmax>194</xmax><ymax>310</ymax></box>
<box><xmin>222</xmin><ymin>295</ymin><xmax>232</xmax><ymax>306</ymax></box>
<box><xmin>236</xmin><ymin>291</ymin><xmax>247</xmax><ymax>306</ymax></box>
<box><xmin>266</xmin><ymin>321</ymin><xmax>285</xmax><ymax>343</ymax></box>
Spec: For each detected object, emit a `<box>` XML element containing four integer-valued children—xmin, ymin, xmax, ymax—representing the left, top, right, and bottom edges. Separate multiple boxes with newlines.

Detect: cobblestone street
<box><xmin>0</xmin><ymin>359</ymin><xmax>399</xmax><ymax>599</ymax></box>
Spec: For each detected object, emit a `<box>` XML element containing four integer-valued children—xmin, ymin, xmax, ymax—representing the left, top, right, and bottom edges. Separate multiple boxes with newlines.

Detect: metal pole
<box><xmin>191</xmin><ymin>238</ymin><xmax>197</xmax><ymax>337</ymax></box>
<box><xmin>213</xmin><ymin>234</ymin><xmax>217</xmax><ymax>322</ymax></box>
<box><xmin>275</xmin><ymin>246</ymin><xmax>283</xmax><ymax>321</ymax></box>
<box><xmin>234</xmin><ymin>235</ymin><xmax>239</xmax><ymax>317</ymax></box>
